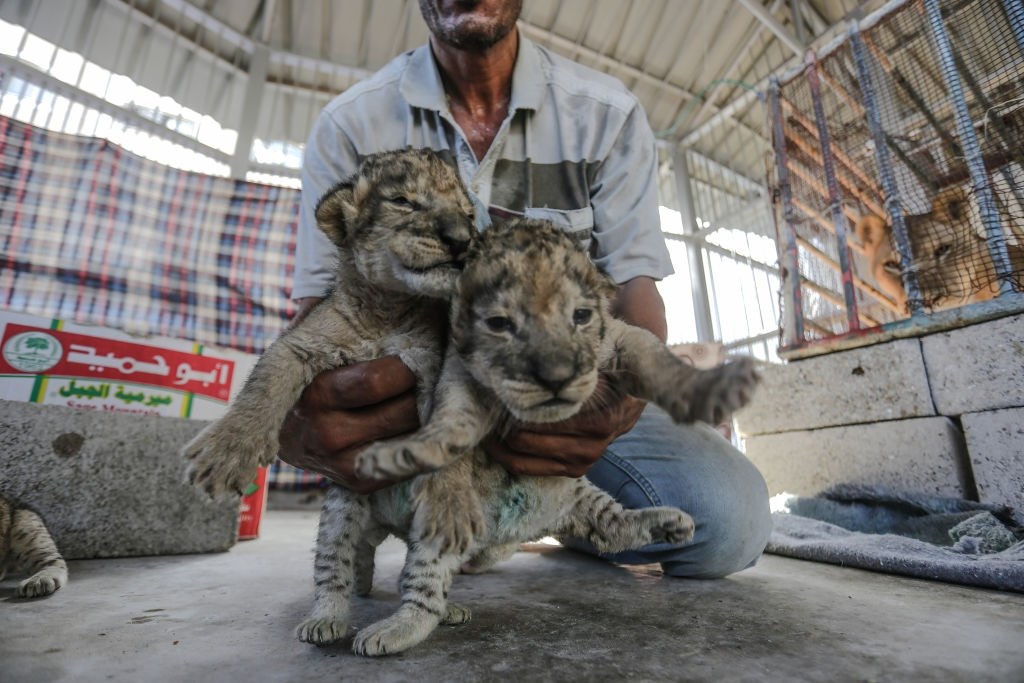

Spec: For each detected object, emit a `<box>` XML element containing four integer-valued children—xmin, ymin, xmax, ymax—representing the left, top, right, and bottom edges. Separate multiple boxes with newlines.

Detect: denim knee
<box><xmin>578</xmin><ymin>408</ymin><xmax>773</xmax><ymax>578</ymax></box>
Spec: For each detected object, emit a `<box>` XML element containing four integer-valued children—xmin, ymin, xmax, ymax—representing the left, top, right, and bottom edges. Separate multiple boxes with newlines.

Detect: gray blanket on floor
<box><xmin>767</xmin><ymin>484</ymin><xmax>1024</xmax><ymax>593</ymax></box>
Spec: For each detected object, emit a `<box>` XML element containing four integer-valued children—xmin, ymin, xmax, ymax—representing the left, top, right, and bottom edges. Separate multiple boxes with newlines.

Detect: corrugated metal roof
<box><xmin>0</xmin><ymin>0</ymin><xmax>888</xmax><ymax>183</ymax></box>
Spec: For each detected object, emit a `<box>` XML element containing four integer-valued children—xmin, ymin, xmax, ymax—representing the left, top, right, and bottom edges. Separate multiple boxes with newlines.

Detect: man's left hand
<box><xmin>482</xmin><ymin>373</ymin><xmax>645</xmax><ymax>477</ymax></box>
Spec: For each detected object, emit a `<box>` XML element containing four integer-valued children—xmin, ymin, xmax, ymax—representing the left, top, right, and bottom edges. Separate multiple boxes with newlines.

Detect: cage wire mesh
<box><xmin>770</xmin><ymin>0</ymin><xmax>1024</xmax><ymax>353</ymax></box>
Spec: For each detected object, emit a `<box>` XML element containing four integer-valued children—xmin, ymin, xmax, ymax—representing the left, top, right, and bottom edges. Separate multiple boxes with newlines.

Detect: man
<box><xmin>280</xmin><ymin>0</ymin><xmax>771</xmax><ymax>578</ymax></box>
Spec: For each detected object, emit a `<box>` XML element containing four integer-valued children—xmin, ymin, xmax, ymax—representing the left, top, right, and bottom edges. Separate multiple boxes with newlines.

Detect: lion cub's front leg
<box><xmin>355</xmin><ymin>357</ymin><xmax>488</xmax><ymax>480</ymax></box>
<box><xmin>183</xmin><ymin>303</ymin><xmax>349</xmax><ymax>497</ymax></box>
<box><xmin>607</xmin><ymin>320</ymin><xmax>760</xmax><ymax>426</ymax></box>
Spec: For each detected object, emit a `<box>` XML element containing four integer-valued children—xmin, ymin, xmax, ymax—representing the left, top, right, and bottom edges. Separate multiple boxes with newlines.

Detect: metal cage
<box><xmin>769</xmin><ymin>0</ymin><xmax>1024</xmax><ymax>358</ymax></box>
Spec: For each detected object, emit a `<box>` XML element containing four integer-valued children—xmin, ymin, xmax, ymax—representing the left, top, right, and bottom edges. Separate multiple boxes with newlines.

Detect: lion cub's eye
<box><xmin>389</xmin><ymin>196</ymin><xmax>420</xmax><ymax>210</ymax></box>
<box><xmin>933</xmin><ymin>244</ymin><xmax>951</xmax><ymax>259</ymax></box>
<box><xmin>484</xmin><ymin>316</ymin><xmax>515</xmax><ymax>333</ymax></box>
<box><xmin>572</xmin><ymin>308</ymin><xmax>593</xmax><ymax>325</ymax></box>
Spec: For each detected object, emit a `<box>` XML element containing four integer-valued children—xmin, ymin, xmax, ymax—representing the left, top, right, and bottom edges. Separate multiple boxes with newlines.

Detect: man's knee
<box><xmin>660</xmin><ymin>457</ymin><xmax>773</xmax><ymax>578</ymax></box>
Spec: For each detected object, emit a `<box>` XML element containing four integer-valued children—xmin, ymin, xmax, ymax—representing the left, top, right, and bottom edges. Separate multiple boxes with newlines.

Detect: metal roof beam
<box><xmin>516</xmin><ymin>21</ymin><xmax>698</xmax><ymax>105</ymax></box>
<box><xmin>735</xmin><ymin>0</ymin><xmax>805</xmax><ymax>56</ymax></box>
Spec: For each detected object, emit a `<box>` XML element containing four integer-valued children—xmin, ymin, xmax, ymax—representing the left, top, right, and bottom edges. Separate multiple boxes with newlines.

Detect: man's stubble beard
<box><xmin>419</xmin><ymin>0</ymin><xmax>522</xmax><ymax>51</ymax></box>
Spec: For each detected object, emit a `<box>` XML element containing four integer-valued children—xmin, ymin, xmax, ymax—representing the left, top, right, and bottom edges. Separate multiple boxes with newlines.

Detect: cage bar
<box><xmin>1003</xmin><ymin>0</ymin><xmax>1024</xmax><ymax>52</ymax></box>
<box><xmin>923</xmin><ymin>0</ymin><xmax>1015</xmax><ymax>294</ymax></box>
<box><xmin>805</xmin><ymin>50</ymin><xmax>861</xmax><ymax>330</ymax></box>
<box><xmin>849</xmin><ymin>25</ymin><xmax>926</xmax><ymax>316</ymax></box>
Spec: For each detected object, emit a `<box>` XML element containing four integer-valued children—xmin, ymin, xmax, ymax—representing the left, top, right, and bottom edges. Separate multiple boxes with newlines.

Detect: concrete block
<box><xmin>0</xmin><ymin>400</ymin><xmax>238</xmax><ymax>560</ymax></box>
<box><xmin>922</xmin><ymin>313</ymin><xmax>1024</xmax><ymax>415</ymax></box>
<box><xmin>736</xmin><ymin>339</ymin><xmax>934</xmax><ymax>436</ymax></box>
<box><xmin>961</xmin><ymin>407</ymin><xmax>1024</xmax><ymax>514</ymax></box>
<box><xmin>743</xmin><ymin>416</ymin><xmax>971</xmax><ymax>498</ymax></box>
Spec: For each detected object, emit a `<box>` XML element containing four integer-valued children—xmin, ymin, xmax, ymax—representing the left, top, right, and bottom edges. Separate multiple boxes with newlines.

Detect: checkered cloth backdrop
<box><xmin>1</xmin><ymin>115</ymin><xmax>297</xmax><ymax>354</ymax></box>
<box><xmin>0</xmin><ymin>114</ymin><xmax>329</xmax><ymax>488</ymax></box>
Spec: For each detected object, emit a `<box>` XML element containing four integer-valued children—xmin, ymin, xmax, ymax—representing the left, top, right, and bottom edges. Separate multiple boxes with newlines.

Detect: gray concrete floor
<box><xmin>2</xmin><ymin>508</ymin><xmax>1023</xmax><ymax>683</ymax></box>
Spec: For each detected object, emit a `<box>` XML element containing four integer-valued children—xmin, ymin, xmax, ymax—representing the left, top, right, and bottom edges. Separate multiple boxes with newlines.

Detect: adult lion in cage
<box><xmin>855</xmin><ymin>186</ymin><xmax>1024</xmax><ymax>313</ymax></box>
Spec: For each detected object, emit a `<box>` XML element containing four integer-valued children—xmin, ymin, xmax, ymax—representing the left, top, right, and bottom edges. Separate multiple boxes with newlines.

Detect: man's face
<box><xmin>418</xmin><ymin>0</ymin><xmax>523</xmax><ymax>51</ymax></box>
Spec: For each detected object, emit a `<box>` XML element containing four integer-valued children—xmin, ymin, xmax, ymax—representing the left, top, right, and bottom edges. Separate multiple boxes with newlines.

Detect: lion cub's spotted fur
<box><xmin>0</xmin><ymin>494</ymin><xmax>67</xmax><ymax>598</ymax></box>
<box><xmin>340</xmin><ymin>219</ymin><xmax>760</xmax><ymax>656</ymax></box>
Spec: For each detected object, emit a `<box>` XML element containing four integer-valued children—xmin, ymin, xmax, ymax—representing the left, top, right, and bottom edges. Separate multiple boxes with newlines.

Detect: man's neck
<box><xmin>430</xmin><ymin>30</ymin><xmax>519</xmax><ymax>160</ymax></box>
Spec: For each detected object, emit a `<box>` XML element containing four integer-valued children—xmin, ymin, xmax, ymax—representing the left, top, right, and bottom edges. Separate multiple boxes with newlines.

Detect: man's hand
<box><xmin>483</xmin><ymin>373</ymin><xmax>645</xmax><ymax>477</ymax></box>
<box><xmin>277</xmin><ymin>355</ymin><xmax>421</xmax><ymax>494</ymax></box>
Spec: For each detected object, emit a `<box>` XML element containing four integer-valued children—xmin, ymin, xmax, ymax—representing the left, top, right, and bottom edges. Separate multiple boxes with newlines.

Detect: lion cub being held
<box><xmin>183</xmin><ymin>148</ymin><xmax>475</xmax><ymax>498</ymax></box>
<box><xmin>342</xmin><ymin>218</ymin><xmax>759</xmax><ymax>656</ymax></box>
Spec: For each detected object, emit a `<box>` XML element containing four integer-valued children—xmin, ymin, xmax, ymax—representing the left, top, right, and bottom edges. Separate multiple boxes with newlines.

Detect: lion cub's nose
<box><xmin>531</xmin><ymin>355</ymin><xmax>577</xmax><ymax>395</ymax></box>
<box><xmin>439</xmin><ymin>217</ymin><xmax>473</xmax><ymax>260</ymax></box>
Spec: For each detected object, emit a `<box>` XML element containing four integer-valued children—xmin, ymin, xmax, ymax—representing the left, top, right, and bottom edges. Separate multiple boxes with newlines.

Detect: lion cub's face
<box><xmin>315</xmin><ymin>149</ymin><xmax>476</xmax><ymax>297</ymax></box>
<box><xmin>855</xmin><ymin>187</ymin><xmax>997</xmax><ymax>311</ymax></box>
<box><xmin>452</xmin><ymin>218</ymin><xmax>617</xmax><ymax>423</ymax></box>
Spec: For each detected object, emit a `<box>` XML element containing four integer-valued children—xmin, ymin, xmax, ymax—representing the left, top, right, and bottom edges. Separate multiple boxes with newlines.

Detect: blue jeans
<box><xmin>563</xmin><ymin>404</ymin><xmax>773</xmax><ymax>578</ymax></box>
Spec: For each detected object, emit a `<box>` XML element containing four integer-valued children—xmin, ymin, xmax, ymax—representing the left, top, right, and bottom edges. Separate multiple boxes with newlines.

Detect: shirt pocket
<box><xmin>523</xmin><ymin>206</ymin><xmax>594</xmax><ymax>251</ymax></box>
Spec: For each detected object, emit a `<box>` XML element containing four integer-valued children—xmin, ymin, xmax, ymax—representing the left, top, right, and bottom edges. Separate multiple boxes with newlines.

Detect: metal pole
<box><xmin>805</xmin><ymin>50</ymin><xmax>861</xmax><ymax>330</ymax></box>
<box><xmin>849</xmin><ymin>26</ymin><xmax>924</xmax><ymax>315</ymax></box>
<box><xmin>768</xmin><ymin>77</ymin><xmax>805</xmax><ymax>345</ymax></box>
<box><xmin>671</xmin><ymin>148</ymin><xmax>717</xmax><ymax>343</ymax></box>
<box><xmin>924</xmin><ymin>0</ymin><xmax>1014</xmax><ymax>293</ymax></box>
<box><xmin>230</xmin><ymin>44</ymin><xmax>270</xmax><ymax>180</ymax></box>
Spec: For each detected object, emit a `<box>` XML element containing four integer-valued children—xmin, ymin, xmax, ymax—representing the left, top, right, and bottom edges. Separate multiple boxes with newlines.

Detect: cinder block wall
<box><xmin>736</xmin><ymin>313</ymin><xmax>1024</xmax><ymax>511</ymax></box>
<box><xmin>0</xmin><ymin>400</ymin><xmax>238</xmax><ymax>559</ymax></box>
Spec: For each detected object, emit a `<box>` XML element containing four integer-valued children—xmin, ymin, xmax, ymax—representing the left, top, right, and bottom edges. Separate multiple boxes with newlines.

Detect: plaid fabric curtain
<box><xmin>0</xmin><ymin>115</ymin><xmax>297</xmax><ymax>354</ymax></box>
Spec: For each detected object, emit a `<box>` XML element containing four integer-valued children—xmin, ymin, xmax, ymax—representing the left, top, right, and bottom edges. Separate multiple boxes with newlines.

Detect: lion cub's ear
<box><xmin>931</xmin><ymin>186</ymin><xmax>968</xmax><ymax>223</ymax></box>
<box><xmin>315</xmin><ymin>179</ymin><xmax>361</xmax><ymax>246</ymax></box>
<box><xmin>854</xmin><ymin>214</ymin><xmax>889</xmax><ymax>249</ymax></box>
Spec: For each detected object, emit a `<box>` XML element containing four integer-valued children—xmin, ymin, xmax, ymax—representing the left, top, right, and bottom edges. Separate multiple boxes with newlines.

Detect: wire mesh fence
<box><xmin>769</xmin><ymin>0</ymin><xmax>1024</xmax><ymax>356</ymax></box>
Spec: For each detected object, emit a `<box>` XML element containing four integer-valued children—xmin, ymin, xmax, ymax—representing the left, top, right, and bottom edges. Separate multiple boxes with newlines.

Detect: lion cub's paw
<box><xmin>17</xmin><ymin>568</ymin><xmax>65</xmax><ymax>598</ymax></box>
<box><xmin>642</xmin><ymin>507</ymin><xmax>695</xmax><ymax>545</ymax></box>
<box><xmin>296</xmin><ymin>616</ymin><xmax>350</xmax><ymax>645</ymax></box>
<box><xmin>182</xmin><ymin>421</ymin><xmax>263</xmax><ymax>498</ymax></box>
<box><xmin>665</xmin><ymin>357</ymin><xmax>760</xmax><ymax>425</ymax></box>
<box><xmin>355</xmin><ymin>441</ymin><xmax>435</xmax><ymax>480</ymax></box>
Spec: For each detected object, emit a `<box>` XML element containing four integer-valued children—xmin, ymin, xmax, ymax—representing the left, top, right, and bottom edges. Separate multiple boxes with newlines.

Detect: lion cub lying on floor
<box><xmin>333</xmin><ymin>219</ymin><xmax>760</xmax><ymax>656</ymax></box>
<box><xmin>0</xmin><ymin>494</ymin><xmax>68</xmax><ymax>598</ymax></box>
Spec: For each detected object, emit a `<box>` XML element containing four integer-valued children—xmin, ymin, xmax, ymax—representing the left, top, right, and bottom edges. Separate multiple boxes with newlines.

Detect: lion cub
<box><xmin>0</xmin><ymin>494</ymin><xmax>68</xmax><ymax>598</ymax></box>
<box><xmin>338</xmin><ymin>218</ymin><xmax>759</xmax><ymax>656</ymax></box>
<box><xmin>183</xmin><ymin>148</ymin><xmax>475</xmax><ymax>498</ymax></box>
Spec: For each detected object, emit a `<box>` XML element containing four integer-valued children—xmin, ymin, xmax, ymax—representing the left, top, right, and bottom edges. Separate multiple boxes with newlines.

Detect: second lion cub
<box><xmin>345</xmin><ymin>218</ymin><xmax>760</xmax><ymax>656</ymax></box>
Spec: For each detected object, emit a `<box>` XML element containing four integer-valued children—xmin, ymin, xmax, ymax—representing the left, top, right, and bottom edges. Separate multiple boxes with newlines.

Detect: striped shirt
<box><xmin>293</xmin><ymin>34</ymin><xmax>673</xmax><ymax>300</ymax></box>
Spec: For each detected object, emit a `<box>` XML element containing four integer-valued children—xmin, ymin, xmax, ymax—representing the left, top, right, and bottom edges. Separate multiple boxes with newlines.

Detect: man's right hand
<box><xmin>277</xmin><ymin>355</ymin><xmax>421</xmax><ymax>494</ymax></box>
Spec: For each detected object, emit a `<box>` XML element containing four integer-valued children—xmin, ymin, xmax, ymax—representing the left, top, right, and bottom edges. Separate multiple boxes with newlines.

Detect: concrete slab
<box><xmin>922</xmin><ymin>313</ymin><xmax>1024</xmax><ymax>415</ymax></box>
<box><xmin>0</xmin><ymin>400</ymin><xmax>237</xmax><ymax>559</ymax></box>
<box><xmin>961</xmin><ymin>407</ymin><xmax>1024</xmax><ymax>513</ymax></box>
<box><xmin>743</xmin><ymin>416</ymin><xmax>971</xmax><ymax>497</ymax></box>
<box><xmin>736</xmin><ymin>339</ymin><xmax>934</xmax><ymax>436</ymax></box>
<box><xmin>2</xmin><ymin>509</ymin><xmax>1021</xmax><ymax>683</ymax></box>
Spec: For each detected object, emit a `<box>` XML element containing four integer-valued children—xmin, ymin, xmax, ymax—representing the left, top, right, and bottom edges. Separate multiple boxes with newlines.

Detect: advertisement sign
<box><xmin>1</xmin><ymin>310</ymin><xmax>268</xmax><ymax>538</ymax></box>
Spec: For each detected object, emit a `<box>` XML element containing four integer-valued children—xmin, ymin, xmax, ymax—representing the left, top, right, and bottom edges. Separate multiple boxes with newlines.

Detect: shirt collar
<box><xmin>399</xmin><ymin>31</ymin><xmax>546</xmax><ymax>114</ymax></box>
